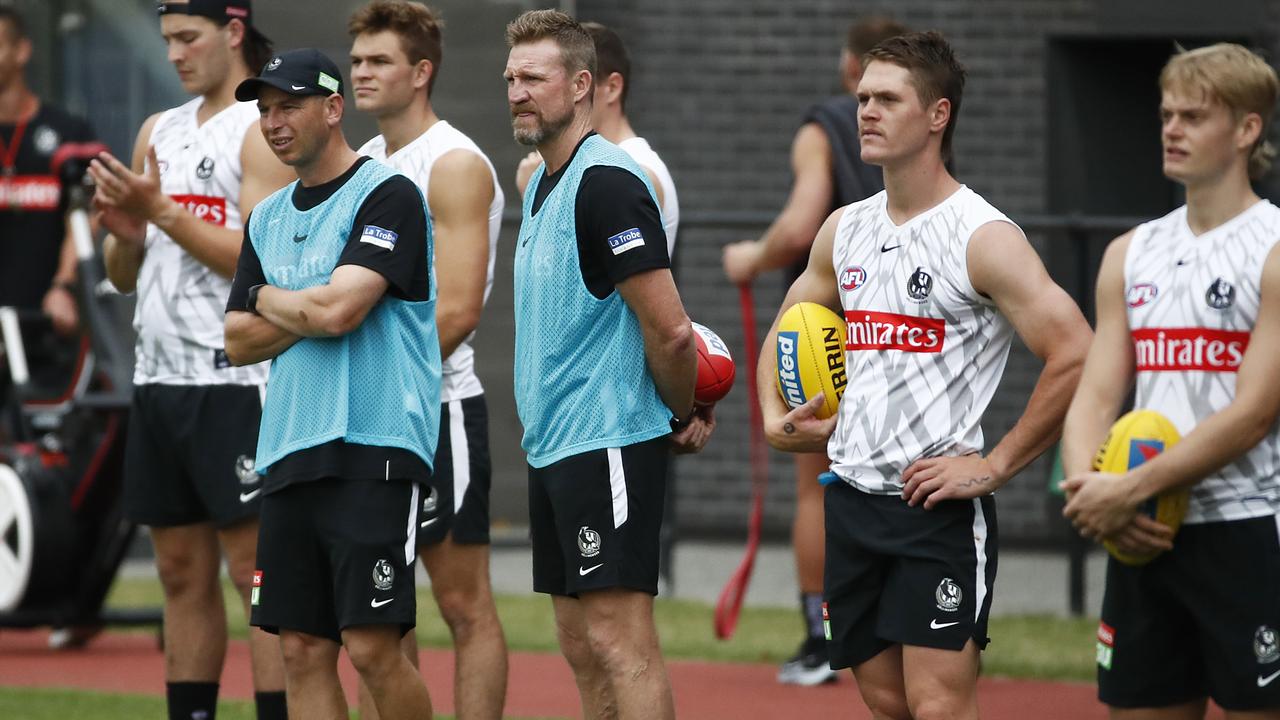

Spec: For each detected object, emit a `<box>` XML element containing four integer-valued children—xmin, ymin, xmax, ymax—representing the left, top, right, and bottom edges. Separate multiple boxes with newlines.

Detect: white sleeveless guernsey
<box><xmin>618</xmin><ymin>136</ymin><xmax>679</xmax><ymax>258</ymax></box>
<box><xmin>358</xmin><ymin>120</ymin><xmax>503</xmax><ymax>403</ymax></box>
<box><xmin>828</xmin><ymin>186</ymin><xmax>1017</xmax><ymax>494</ymax></box>
<box><xmin>133</xmin><ymin>98</ymin><xmax>266</xmax><ymax>386</ymax></box>
<box><xmin>1124</xmin><ymin>201</ymin><xmax>1280</xmax><ymax>524</ymax></box>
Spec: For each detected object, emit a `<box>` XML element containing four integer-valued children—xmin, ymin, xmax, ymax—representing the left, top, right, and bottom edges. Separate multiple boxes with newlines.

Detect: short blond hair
<box><xmin>1161</xmin><ymin>43</ymin><xmax>1279</xmax><ymax>179</ymax></box>
<box><xmin>505</xmin><ymin>9</ymin><xmax>595</xmax><ymax>78</ymax></box>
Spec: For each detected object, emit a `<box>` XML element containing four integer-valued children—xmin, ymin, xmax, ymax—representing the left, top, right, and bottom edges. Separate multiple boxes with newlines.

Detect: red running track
<box><xmin>0</xmin><ymin>630</ymin><xmax>1212</xmax><ymax>719</ymax></box>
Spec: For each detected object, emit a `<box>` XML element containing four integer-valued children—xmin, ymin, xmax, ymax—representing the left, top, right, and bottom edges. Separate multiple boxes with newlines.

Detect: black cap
<box><xmin>157</xmin><ymin>0</ymin><xmax>252</xmax><ymax>25</ymax></box>
<box><xmin>235</xmin><ymin>48</ymin><xmax>344</xmax><ymax>102</ymax></box>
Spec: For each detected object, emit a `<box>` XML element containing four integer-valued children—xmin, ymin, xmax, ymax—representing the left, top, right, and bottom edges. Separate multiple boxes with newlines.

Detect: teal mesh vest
<box><xmin>514</xmin><ymin>135</ymin><xmax>671</xmax><ymax>468</ymax></box>
<box><xmin>248</xmin><ymin>160</ymin><xmax>441</xmax><ymax>473</ymax></box>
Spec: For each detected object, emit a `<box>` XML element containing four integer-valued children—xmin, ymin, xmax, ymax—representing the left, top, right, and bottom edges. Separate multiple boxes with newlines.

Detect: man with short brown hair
<box><xmin>348</xmin><ymin>2</ymin><xmax>508</xmax><ymax>717</ymax></box>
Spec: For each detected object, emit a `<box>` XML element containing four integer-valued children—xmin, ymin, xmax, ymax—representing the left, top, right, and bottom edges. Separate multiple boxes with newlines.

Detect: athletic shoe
<box><xmin>776</xmin><ymin>636</ymin><xmax>838</xmax><ymax>686</ymax></box>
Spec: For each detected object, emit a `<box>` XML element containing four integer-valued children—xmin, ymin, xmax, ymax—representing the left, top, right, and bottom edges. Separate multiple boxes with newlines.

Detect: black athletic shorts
<box><xmin>122</xmin><ymin>383</ymin><xmax>264</xmax><ymax>528</ymax></box>
<box><xmin>416</xmin><ymin>395</ymin><xmax>491</xmax><ymax>547</ymax></box>
<box><xmin>529</xmin><ymin>436</ymin><xmax>668</xmax><ymax>596</ymax></box>
<box><xmin>823</xmin><ymin>481</ymin><xmax>998</xmax><ymax>670</ymax></box>
<box><xmin>1097</xmin><ymin>514</ymin><xmax>1280</xmax><ymax>711</ymax></box>
<box><xmin>250</xmin><ymin>477</ymin><xmax>419</xmax><ymax>643</ymax></box>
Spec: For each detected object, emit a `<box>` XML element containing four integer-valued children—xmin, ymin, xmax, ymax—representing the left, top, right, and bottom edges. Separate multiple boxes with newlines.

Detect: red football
<box><xmin>691</xmin><ymin>321</ymin><xmax>735</xmax><ymax>404</ymax></box>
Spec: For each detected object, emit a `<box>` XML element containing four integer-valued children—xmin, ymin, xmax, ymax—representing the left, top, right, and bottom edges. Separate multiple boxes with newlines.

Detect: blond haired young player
<box><xmin>90</xmin><ymin>2</ymin><xmax>292</xmax><ymax>718</ymax></box>
<box><xmin>1062</xmin><ymin>44</ymin><xmax>1280</xmax><ymax>719</ymax></box>
<box><xmin>346</xmin><ymin>2</ymin><xmax>508</xmax><ymax>718</ymax></box>
<box><xmin>756</xmin><ymin>31</ymin><xmax>1090</xmax><ymax>719</ymax></box>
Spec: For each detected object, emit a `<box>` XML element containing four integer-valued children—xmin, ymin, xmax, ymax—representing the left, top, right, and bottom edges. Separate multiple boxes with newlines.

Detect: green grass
<box><xmin>0</xmin><ymin>686</ymin><xmax>255</xmax><ymax>719</ymax></box>
<box><xmin>102</xmin><ymin>577</ymin><xmax>1098</xmax><ymax>681</ymax></box>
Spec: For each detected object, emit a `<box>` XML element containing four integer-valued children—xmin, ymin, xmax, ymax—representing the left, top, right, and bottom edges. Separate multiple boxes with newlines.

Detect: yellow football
<box><xmin>1092</xmin><ymin>409</ymin><xmax>1189</xmax><ymax>566</ymax></box>
<box><xmin>775</xmin><ymin>302</ymin><xmax>848</xmax><ymax>420</ymax></box>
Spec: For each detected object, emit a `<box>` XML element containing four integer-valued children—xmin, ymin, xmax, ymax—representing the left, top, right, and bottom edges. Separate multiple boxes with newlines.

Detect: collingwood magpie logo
<box><xmin>234</xmin><ymin>455</ymin><xmax>259</xmax><ymax>485</ymax></box>
<box><xmin>372</xmin><ymin>559</ymin><xmax>395</xmax><ymax>591</ymax></box>
<box><xmin>1205</xmin><ymin>277</ymin><xmax>1235</xmax><ymax>310</ymax></box>
<box><xmin>1257</xmin><ymin>626</ymin><xmax>1279</xmax><ymax>664</ymax></box>
<box><xmin>935</xmin><ymin>577</ymin><xmax>962</xmax><ymax>612</ymax></box>
<box><xmin>907</xmin><ymin>266</ymin><xmax>934</xmax><ymax>302</ymax></box>
<box><xmin>195</xmin><ymin>156</ymin><xmax>215</xmax><ymax>180</ymax></box>
<box><xmin>577</xmin><ymin>526</ymin><xmax>601</xmax><ymax>558</ymax></box>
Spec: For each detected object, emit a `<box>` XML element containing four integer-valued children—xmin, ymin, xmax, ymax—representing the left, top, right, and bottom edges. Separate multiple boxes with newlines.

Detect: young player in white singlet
<box><xmin>829</xmin><ymin>186</ymin><xmax>1017</xmax><ymax>494</ymax></box>
<box><xmin>90</xmin><ymin>2</ymin><xmax>294</xmax><ymax>719</ymax></box>
<box><xmin>1063</xmin><ymin>43</ymin><xmax>1280</xmax><ymax>718</ymax></box>
<box><xmin>359</xmin><ymin>120</ymin><xmax>502</xmax><ymax>403</ymax></box>
<box><xmin>348</xmin><ymin>3</ymin><xmax>509</xmax><ymax>719</ymax></box>
<box><xmin>757</xmin><ymin>32</ymin><xmax>1090</xmax><ymax>720</ymax></box>
<box><xmin>134</xmin><ymin>97</ymin><xmax>267</xmax><ymax>386</ymax></box>
<box><xmin>617</xmin><ymin>135</ymin><xmax>678</xmax><ymax>257</ymax></box>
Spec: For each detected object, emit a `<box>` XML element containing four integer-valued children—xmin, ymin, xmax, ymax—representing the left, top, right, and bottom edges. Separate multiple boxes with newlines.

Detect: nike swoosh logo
<box><xmin>370</xmin><ymin>597</ymin><xmax>393</xmax><ymax>608</ymax></box>
<box><xmin>881</xmin><ymin>242</ymin><xmax>902</xmax><ymax>252</ymax></box>
<box><xmin>420</xmin><ymin>517</ymin><xmax>439</xmax><ymax>529</ymax></box>
<box><xmin>291</xmin><ymin>85</ymin><xmax>307</xmax><ymax>91</ymax></box>
<box><xmin>239</xmin><ymin>489</ymin><xmax>262</xmax><ymax>503</ymax></box>
<box><xmin>1260</xmin><ymin>669</ymin><xmax>1280</xmax><ymax>687</ymax></box>
<box><xmin>579</xmin><ymin>563</ymin><xmax>604</xmax><ymax>576</ymax></box>
<box><xmin>292</xmin><ymin>234</ymin><xmax>307</xmax><ymax>243</ymax></box>
<box><xmin>930</xmin><ymin>619</ymin><xmax>959</xmax><ymax>630</ymax></box>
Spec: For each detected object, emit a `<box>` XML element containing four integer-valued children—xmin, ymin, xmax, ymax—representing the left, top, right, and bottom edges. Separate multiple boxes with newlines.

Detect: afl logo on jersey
<box><xmin>839</xmin><ymin>266</ymin><xmax>867</xmax><ymax>291</ymax></box>
<box><xmin>195</xmin><ymin>156</ymin><xmax>215</xmax><ymax>180</ymax></box>
<box><xmin>906</xmin><ymin>266</ymin><xmax>933</xmax><ymax>303</ymax></box>
<box><xmin>1126</xmin><ymin>283</ymin><xmax>1158</xmax><ymax>308</ymax></box>
<box><xmin>1205</xmin><ymin>277</ymin><xmax>1235</xmax><ymax>310</ymax></box>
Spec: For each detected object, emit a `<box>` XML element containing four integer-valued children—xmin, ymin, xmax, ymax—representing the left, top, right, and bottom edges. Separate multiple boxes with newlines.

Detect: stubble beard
<box><xmin>513</xmin><ymin>107</ymin><xmax>573</xmax><ymax>147</ymax></box>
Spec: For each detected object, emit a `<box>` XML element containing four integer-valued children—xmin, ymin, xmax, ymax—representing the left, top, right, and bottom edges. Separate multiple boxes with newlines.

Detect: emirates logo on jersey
<box><xmin>845</xmin><ymin>310</ymin><xmax>945</xmax><ymax>353</ymax></box>
<box><xmin>0</xmin><ymin>175</ymin><xmax>60</xmax><ymax>210</ymax></box>
<box><xmin>1132</xmin><ymin>327</ymin><xmax>1249</xmax><ymax>372</ymax></box>
<box><xmin>171</xmin><ymin>194</ymin><xmax>227</xmax><ymax>226</ymax></box>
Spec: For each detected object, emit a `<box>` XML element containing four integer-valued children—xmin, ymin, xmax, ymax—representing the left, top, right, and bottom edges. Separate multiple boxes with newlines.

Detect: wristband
<box><xmin>246</xmin><ymin>284</ymin><xmax>265</xmax><ymax>315</ymax></box>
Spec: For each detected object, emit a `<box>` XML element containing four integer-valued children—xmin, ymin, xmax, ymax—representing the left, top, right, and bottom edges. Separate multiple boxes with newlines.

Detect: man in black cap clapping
<box><xmin>88</xmin><ymin>2</ymin><xmax>293</xmax><ymax>718</ymax></box>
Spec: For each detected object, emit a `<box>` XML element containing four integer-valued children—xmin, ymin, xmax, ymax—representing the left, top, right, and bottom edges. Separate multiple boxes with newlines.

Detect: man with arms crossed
<box><xmin>91</xmin><ymin>2</ymin><xmax>291</xmax><ymax>717</ymax></box>
<box><xmin>224</xmin><ymin>48</ymin><xmax>440</xmax><ymax>720</ymax></box>
<box><xmin>347</xmin><ymin>2</ymin><xmax>507</xmax><ymax>718</ymax></box>
<box><xmin>1062</xmin><ymin>43</ymin><xmax>1280</xmax><ymax>720</ymax></box>
<box><xmin>722</xmin><ymin>16</ymin><xmax>907</xmax><ymax>685</ymax></box>
<box><xmin>505</xmin><ymin>10</ymin><xmax>714</xmax><ymax>719</ymax></box>
<box><xmin>757</xmin><ymin>32</ymin><xmax>1090</xmax><ymax>720</ymax></box>
<box><xmin>515</xmin><ymin>21</ymin><xmax>679</xmax><ymax>260</ymax></box>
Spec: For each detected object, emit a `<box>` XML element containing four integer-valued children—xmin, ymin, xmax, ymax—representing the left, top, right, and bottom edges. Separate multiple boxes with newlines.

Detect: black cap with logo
<box><xmin>235</xmin><ymin>48</ymin><xmax>345</xmax><ymax>102</ymax></box>
<box><xmin>157</xmin><ymin>0</ymin><xmax>253</xmax><ymax>25</ymax></box>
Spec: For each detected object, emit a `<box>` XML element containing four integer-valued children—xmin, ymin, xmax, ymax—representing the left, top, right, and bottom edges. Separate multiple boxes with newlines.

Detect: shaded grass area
<box><xmin>103</xmin><ymin>578</ymin><xmax>1098</xmax><ymax>681</ymax></box>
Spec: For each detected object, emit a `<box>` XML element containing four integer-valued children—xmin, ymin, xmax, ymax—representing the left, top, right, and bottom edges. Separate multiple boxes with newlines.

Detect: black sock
<box><xmin>254</xmin><ymin>690</ymin><xmax>287</xmax><ymax>720</ymax></box>
<box><xmin>802</xmin><ymin>592</ymin><xmax>825</xmax><ymax>640</ymax></box>
<box><xmin>167</xmin><ymin>681</ymin><xmax>218</xmax><ymax>720</ymax></box>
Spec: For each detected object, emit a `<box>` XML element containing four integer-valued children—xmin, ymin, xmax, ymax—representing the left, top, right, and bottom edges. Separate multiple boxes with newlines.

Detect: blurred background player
<box><xmin>756</xmin><ymin>31</ymin><xmax>1090</xmax><ymax>719</ymax></box>
<box><xmin>225</xmin><ymin>47</ymin><xmax>440</xmax><ymax>720</ymax></box>
<box><xmin>0</xmin><ymin>6</ymin><xmax>96</xmax><ymax>404</ymax></box>
<box><xmin>514</xmin><ymin>21</ymin><xmax>679</xmax><ymax>261</ymax></box>
<box><xmin>1062</xmin><ymin>43</ymin><xmax>1280</xmax><ymax>720</ymax></box>
<box><xmin>347</xmin><ymin>2</ymin><xmax>508</xmax><ymax>718</ymax></box>
<box><xmin>89</xmin><ymin>1</ymin><xmax>292</xmax><ymax>718</ymax></box>
<box><xmin>720</xmin><ymin>15</ymin><xmax>907</xmax><ymax>686</ymax></box>
<box><xmin>505</xmin><ymin>10</ymin><xmax>714</xmax><ymax>719</ymax></box>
